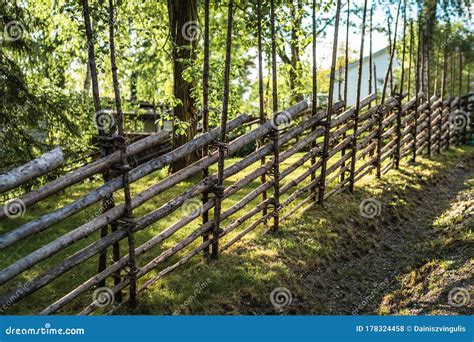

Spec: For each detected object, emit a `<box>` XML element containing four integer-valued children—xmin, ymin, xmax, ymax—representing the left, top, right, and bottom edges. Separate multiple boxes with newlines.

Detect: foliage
<box><xmin>0</xmin><ymin>0</ymin><xmax>472</xmax><ymax>169</ymax></box>
<box><xmin>0</xmin><ymin>2</ymin><xmax>95</xmax><ymax>173</ymax></box>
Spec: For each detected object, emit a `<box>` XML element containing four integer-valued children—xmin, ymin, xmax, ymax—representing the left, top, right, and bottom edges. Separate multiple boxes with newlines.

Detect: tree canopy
<box><xmin>0</xmin><ymin>0</ymin><xmax>472</xmax><ymax>172</ymax></box>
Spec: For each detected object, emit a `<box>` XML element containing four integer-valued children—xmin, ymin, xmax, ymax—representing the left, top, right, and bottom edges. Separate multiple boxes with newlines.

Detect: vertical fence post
<box><xmin>407</xmin><ymin>19</ymin><xmax>413</xmax><ymax>100</ymax></box>
<box><xmin>459</xmin><ymin>51</ymin><xmax>463</xmax><ymax>100</ymax></box>
<box><xmin>419</xmin><ymin>11</ymin><xmax>427</xmax><ymax>154</ymax></box>
<box><xmin>459</xmin><ymin>51</ymin><xmax>466</xmax><ymax>144</ymax></box>
<box><xmin>424</xmin><ymin>16</ymin><xmax>432</xmax><ymax>157</ymax></box>
<box><xmin>395</xmin><ymin>0</ymin><xmax>407</xmax><ymax>169</ymax></box>
<box><xmin>340</xmin><ymin>0</ymin><xmax>350</xmax><ymax>183</ymax></box>
<box><xmin>377</xmin><ymin>0</ymin><xmax>402</xmax><ymax>178</ymax></box>
<box><xmin>270</xmin><ymin>0</ymin><xmax>280</xmax><ymax>232</ymax></box>
<box><xmin>440</xmin><ymin>28</ymin><xmax>448</xmax><ymax>152</ymax></box>
<box><xmin>257</xmin><ymin>0</ymin><xmax>268</xmax><ymax>225</ymax></box>
<box><xmin>81</xmin><ymin>0</ymin><xmax>120</xmax><ymax>292</ymax></box>
<box><xmin>448</xmin><ymin>48</ymin><xmax>455</xmax><ymax>148</ymax></box>
<box><xmin>434</xmin><ymin>46</ymin><xmax>441</xmax><ymax>99</ymax></box>
<box><xmin>211</xmin><ymin>0</ymin><xmax>234</xmax><ymax>259</ymax></box>
<box><xmin>202</xmin><ymin>0</ymin><xmax>211</xmax><ymax>258</ymax></box>
<box><xmin>367</xmin><ymin>6</ymin><xmax>375</xmax><ymax>161</ymax></box>
<box><xmin>468</xmin><ymin>66</ymin><xmax>471</xmax><ymax>94</ymax></box>
<box><xmin>349</xmin><ymin>0</ymin><xmax>368</xmax><ymax>192</ymax></box>
<box><xmin>368</xmin><ymin>6</ymin><xmax>373</xmax><ymax>105</ymax></box>
<box><xmin>434</xmin><ymin>42</ymin><xmax>441</xmax><ymax>153</ymax></box>
<box><xmin>107</xmin><ymin>0</ymin><xmax>137</xmax><ymax>307</ymax></box>
<box><xmin>407</xmin><ymin>19</ymin><xmax>414</xmax><ymax>154</ymax></box>
<box><xmin>413</xmin><ymin>17</ymin><xmax>422</xmax><ymax>161</ymax></box>
<box><xmin>310</xmin><ymin>0</ymin><xmax>318</xmax><ymax>202</ymax></box>
<box><xmin>318</xmin><ymin>0</ymin><xmax>342</xmax><ymax>205</ymax></box>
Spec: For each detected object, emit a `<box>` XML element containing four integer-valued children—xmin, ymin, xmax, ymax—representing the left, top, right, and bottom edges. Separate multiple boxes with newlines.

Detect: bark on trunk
<box><xmin>168</xmin><ymin>0</ymin><xmax>199</xmax><ymax>172</ymax></box>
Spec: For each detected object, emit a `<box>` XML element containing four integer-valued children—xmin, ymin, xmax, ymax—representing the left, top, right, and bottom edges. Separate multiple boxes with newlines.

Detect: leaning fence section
<box><xmin>0</xmin><ymin>90</ymin><xmax>470</xmax><ymax>315</ymax></box>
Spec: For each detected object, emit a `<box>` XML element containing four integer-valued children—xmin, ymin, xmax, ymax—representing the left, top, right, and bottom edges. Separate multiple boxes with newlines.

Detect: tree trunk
<box><xmin>168</xmin><ymin>0</ymin><xmax>199</xmax><ymax>172</ymax></box>
<box><xmin>289</xmin><ymin>5</ymin><xmax>303</xmax><ymax>104</ymax></box>
<box><xmin>422</xmin><ymin>0</ymin><xmax>437</xmax><ymax>96</ymax></box>
<box><xmin>277</xmin><ymin>0</ymin><xmax>304</xmax><ymax>105</ymax></box>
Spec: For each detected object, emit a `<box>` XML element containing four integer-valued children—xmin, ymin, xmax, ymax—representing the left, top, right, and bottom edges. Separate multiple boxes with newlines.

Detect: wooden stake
<box><xmin>202</xmin><ymin>0</ymin><xmax>211</xmax><ymax>257</ymax></box>
<box><xmin>310</xmin><ymin>0</ymin><xmax>318</xmax><ymax>202</ymax></box>
<box><xmin>425</xmin><ymin>14</ymin><xmax>432</xmax><ymax>157</ymax></box>
<box><xmin>377</xmin><ymin>0</ymin><xmax>402</xmax><ymax>178</ymax></box>
<box><xmin>407</xmin><ymin>20</ymin><xmax>414</xmax><ymax>101</ymax></box>
<box><xmin>349</xmin><ymin>0</ymin><xmax>368</xmax><ymax>191</ymax></box>
<box><xmin>340</xmin><ymin>0</ymin><xmax>350</xmax><ymax>183</ymax></box>
<box><xmin>368</xmin><ymin>5</ymin><xmax>373</xmax><ymax>101</ymax></box>
<box><xmin>270</xmin><ymin>0</ymin><xmax>280</xmax><ymax>231</ymax></box>
<box><xmin>317</xmin><ymin>0</ymin><xmax>342</xmax><ymax>205</ymax></box>
<box><xmin>211</xmin><ymin>0</ymin><xmax>234</xmax><ymax>259</ymax></box>
<box><xmin>108</xmin><ymin>0</ymin><xmax>136</xmax><ymax>307</ymax></box>
<box><xmin>413</xmin><ymin>16</ymin><xmax>422</xmax><ymax>161</ymax></box>
<box><xmin>257</xmin><ymin>0</ymin><xmax>268</xmax><ymax>225</ymax></box>
<box><xmin>395</xmin><ymin>0</ymin><xmax>406</xmax><ymax>169</ymax></box>
<box><xmin>81</xmin><ymin>0</ymin><xmax>117</xmax><ymax>288</ymax></box>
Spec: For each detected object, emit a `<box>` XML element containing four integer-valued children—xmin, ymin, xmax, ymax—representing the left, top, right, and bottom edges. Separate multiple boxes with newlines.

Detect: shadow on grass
<box><xmin>1</xmin><ymin>147</ymin><xmax>472</xmax><ymax>315</ymax></box>
<box><xmin>113</xmin><ymin>147</ymin><xmax>473</xmax><ymax>315</ymax></box>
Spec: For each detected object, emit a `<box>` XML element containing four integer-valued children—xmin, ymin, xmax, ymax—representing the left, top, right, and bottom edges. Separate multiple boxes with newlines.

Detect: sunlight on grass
<box><xmin>0</xmin><ymin>145</ymin><xmax>472</xmax><ymax>314</ymax></box>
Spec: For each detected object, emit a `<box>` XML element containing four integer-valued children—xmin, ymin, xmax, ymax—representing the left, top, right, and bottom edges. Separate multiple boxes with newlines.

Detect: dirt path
<box><xmin>294</xmin><ymin>151</ymin><xmax>473</xmax><ymax>315</ymax></box>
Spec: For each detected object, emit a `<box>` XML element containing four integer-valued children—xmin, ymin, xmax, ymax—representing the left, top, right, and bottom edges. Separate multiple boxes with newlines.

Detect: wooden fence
<box><xmin>0</xmin><ymin>91</ymin><xmax>471</xmax><ymax>315</ymax></box>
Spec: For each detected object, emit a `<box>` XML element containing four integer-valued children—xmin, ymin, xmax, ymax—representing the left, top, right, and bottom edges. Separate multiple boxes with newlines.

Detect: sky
<box><xmin>310</xmin><ymin>0</ymin><xmax>393</xmax><ymax>69</ymax></box>
<box><xmin>250</xmin><ymin>0</ymin><xmax>398</xmax><ymax>81</ymax></box>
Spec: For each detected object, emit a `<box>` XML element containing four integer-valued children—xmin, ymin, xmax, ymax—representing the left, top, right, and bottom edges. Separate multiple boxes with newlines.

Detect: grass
<box><xmin>0</xmin><ymin>145</ymin><xmax>472</xmax><ymax>315</ymax></box>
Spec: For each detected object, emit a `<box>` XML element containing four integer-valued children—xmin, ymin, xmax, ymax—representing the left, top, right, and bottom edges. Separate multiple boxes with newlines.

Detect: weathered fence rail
<box><xmin>0</xmin><ymin>89</ymin><xmax>470</xmax><ymax>315</ymax></box>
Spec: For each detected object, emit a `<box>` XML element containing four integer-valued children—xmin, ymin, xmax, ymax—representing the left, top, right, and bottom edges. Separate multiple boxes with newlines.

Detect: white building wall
<box><xmin>333</xmin><ymin>48</ymin><xmax>399</xmax><ymax>106</ymax></box>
